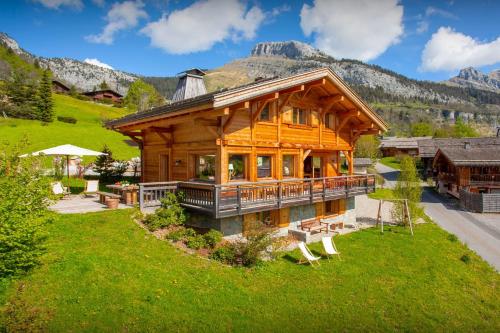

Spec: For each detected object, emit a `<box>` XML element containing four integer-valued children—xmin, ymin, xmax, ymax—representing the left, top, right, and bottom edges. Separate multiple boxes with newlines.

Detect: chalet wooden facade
<box><xmin>51</xmin><ymin>79</ymin><xmax>70</xmax><ymax>94</ymax></box>
<box><xmin>84</xmin><ymin>89</ymin><xmax>123</xmax><ymax>103</ymax></box>
<box><xmin>107</xmin><ymin>68</ymin><xmax>387</xmax><ymax>237</ymax></box>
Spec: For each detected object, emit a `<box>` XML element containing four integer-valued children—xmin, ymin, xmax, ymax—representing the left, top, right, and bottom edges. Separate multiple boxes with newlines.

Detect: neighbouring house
<box><xmin>353</xmin><ymin>158</ymin><xmax>372</xmax><ymax>174</ymax></box>
<box><xmin>433</xmin><ymin>143</ymin><xmax>500</xmax><ymax>212</ymax></box>
<box><xmin>52</xmin><ymin>79</ymin><xmax>70</xmax><ymax>94</ymax></box>
<box><xmin>84</xmin><ymin>89</ymin><xmax>123</xmax><ymax>104</ymax></box>
<box><xmin>379</xmin><ymin>136</ymin><xmax>431</xmax><ymax>157</ymax></box>
<box><xmin>107</xmin><ymin>67</ymin><xmax>388</xmax><ymax>240</ymax></box>
<box><xmin>418</xmin><ymin>137</ymin><xmax>500</xmax><ymax>177</ymax></box>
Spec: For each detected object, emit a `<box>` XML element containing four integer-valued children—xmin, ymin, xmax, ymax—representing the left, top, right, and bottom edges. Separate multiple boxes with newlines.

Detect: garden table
<box><xmin>106</xmin><ymin>184</ymin><xmax>139</xmax><ymax>205</ymax></box>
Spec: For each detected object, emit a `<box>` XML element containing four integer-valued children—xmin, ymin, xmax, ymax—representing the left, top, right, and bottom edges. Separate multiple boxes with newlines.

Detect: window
<box><xmin>259</xmin><ymin>104</ymin><xmax>270</xmax><ymax>122</ymax></box>
<box><xmin>228</xmin><ymin>154</ymin><xmax>247</xmax><ymax>181</ymax></box>
<box><xmin>313</xmin><ymin>157</ymin><xmax>322</xmax><ymax>178</ymax></box>
<box><xmin>195</xmin><ymin>154</ymin><xmax>215</xmax><ymax>180</ymax></box>
<box><xmin>282</xmin><ymin>155</ymin><xmax>296</xmax><ymax>178</ymax></box>
<box><xmin>257</xmin><ymin>155</ymin><xmax>272</xmax><ymax>178</ymax></box>
<box><xmin>325</xmin><ymin>113</ymin><xmax>335</xmax><ymax>129</ymax></box>
<box><xmin>292</xmin><ymin>107</ymin><xmax>307</xmax><ymax>125</ymax></box>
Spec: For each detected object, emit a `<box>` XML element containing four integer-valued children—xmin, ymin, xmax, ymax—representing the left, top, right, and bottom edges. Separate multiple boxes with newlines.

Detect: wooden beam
<box><xmin>193</xmin><ymin>118</ymin><xmax>218</xmax><ymax>127</ymax></box>
<box><xmin>303</xmin><ymin>149</ymin><xmax>312</xmax><ymax>161</ymax></box>
<box><xmin>320</xmin><ymin>94</ymin><xmax>344</xmax><ymax>106</ymax></box>
<box><xmin>280</xmin><ymin>84</ymin><xmax>305</xmax><ymax>95</ymax></box>
<box><xmin>222</xmin><ymin>109</ymin><xmax>237</xmax><ymax>133</ymax></box>
<box><xmin>300</xmin><ymin>78</ymin><xmax>326</xmax><ymax>100</ymax></box>
<box><xmin>252</xmin><ymin>92</ymin><xmax>279</xmax><ymax>122</ymax></box>
<box><xmin>337</xmin><ymin>110</ymin><xmax>360</xmax><ymax>132</ymax></box>
<box><xmin>229</xmin><ymin>100</ymin><xmax>250</xmax><ymax>110</ymax></box>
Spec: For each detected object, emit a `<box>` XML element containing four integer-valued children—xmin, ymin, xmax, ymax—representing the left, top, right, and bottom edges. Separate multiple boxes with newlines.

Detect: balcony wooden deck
<box><xmin>139</xmin><ymin>175</ymin><xmax>376</xmax><ymax>218</ymax></box>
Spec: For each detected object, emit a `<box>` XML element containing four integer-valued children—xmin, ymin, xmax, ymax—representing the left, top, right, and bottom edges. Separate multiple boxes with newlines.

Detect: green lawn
<box><xmin>379</xmin><ymin>156</ymin><xmax>401</xmax><ymax>170</ymax></box>
<box><xmin>368</xmin><ymin>188</ymin><xmax>396</xmax><ymax>200</ymax></box>
<box><xmin>0</xmin><ymin>94</ymin><xmax>138</xmax><ymax>160</ymax></box>
<box><xmin>1</xmin><ymin>210</ymin><xmax>498</xmax><ymax>332</ymax></box>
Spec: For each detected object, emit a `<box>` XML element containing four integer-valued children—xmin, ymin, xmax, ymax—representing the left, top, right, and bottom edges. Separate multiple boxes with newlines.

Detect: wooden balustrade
<box><xmin>139</xmin><ymin>175</ymin><xmax>376</xmax><ymax>217</ymax></box>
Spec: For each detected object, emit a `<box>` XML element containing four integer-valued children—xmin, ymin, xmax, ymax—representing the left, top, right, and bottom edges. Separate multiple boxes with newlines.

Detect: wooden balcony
<box><xmin>469</xmin><ymin>174</ymin><xmax>500</xmax><ymax>187</ymax></box>
<box><xmin>139</xmin><ymin>175</ymin><xmax>376</xmax><ymax>218</ymax></box>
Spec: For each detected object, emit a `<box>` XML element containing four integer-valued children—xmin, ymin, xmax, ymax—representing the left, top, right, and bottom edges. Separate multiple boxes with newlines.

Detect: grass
<box><xmin>1</xmin><ymin>210</ymin><xmax>499</xmax><ymax>332</ymax></box>
<box><xmin>379</xmin><ymin>156</ymin><xmax>401</xmax><ymax>170</ymax></box>
<box><xmin>0</xmin><ymin>94</ymin><xmax>138</xmax><ymax>160</ymax></box>
<box><xmin>368</xmin><ymin>188</ymin><xmax>395</xmax><ymax>200</ymax></box>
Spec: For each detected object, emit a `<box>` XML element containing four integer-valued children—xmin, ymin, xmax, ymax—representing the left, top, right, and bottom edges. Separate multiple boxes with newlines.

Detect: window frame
<box><xmin>228</xmin><ymin>154</ymin><xmax>249</xmax><ymax>181</ymax></box>
<box><xmin>292</xmin><ymin>107</ymin><xmax>308</xmax><ymax>126</ymax></box>
<box><xmin>325</xmin><ymin>112</ymin><xmax>335</xmax><ymax>130</ymax></box>
<box><xmin>256</xmin><ymin>155</ymin><xmax>274</xmax><ymax>179</ymax></box>
<box><xmin>282</xmin><ymin>154</ymin><xmax>297</xmax><ymax>178</ymax></box>
<box><xmin>192</xmin><ymin>154</ymin><xmax>216</xmax><ymax>181</ymax></box>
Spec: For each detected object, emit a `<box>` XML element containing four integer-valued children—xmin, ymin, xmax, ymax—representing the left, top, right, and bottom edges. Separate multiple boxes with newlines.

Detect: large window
<box><xmin>257</xmin><ymin>155</ymin><xmax>272</xmax><ymax>178</ymax></box>
<box><xmin>325</xmin><ymin>113</ymin><xmax>335</xmax><ymax>129</ymax></box>
<box><xmin>228</xmin><ymin>154</ymin><xmax>247</xmax><ymax>181</ymax></box>
<box><xmin>282</xmin><ymin>155</ymin><xmax>296</xmax><ymax>178</ymax></box>
<box><xmin>292</xmin><ymin>107</ymin><xmax>307</xmax><ymax>125</ymax></box>
<box><xmin>313</xmin><ymin>157</ymin><xmax>322</xmax><ymax>178</ymax></box>
<box><xmin>195</xmin><ymin>154</ymin><xmax>215</xmax><ymax>181</ymax></box>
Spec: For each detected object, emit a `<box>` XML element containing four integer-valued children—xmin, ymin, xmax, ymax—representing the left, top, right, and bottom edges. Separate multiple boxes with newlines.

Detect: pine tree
<box><xmin>99</xmin><ymin>80</ymin><xmax>110</xmax><ymax>90</ymax></box>
<box><xmin>37</xmin><ymin>70</ymin><xmax>54</xmax><ymax>122</ymax></box>
<box><xmin>93</xmin><ymin>145</ymin><xmax>115</xmax><ymax>181</ymax></box>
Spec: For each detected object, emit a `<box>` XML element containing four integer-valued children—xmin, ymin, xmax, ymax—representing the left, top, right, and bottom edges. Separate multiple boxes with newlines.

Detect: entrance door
<box><xmin>304</xmin><ymin>156</ymin><xmax>322</xmax><ymax>178</ymax></box>
<box><xmin>159</xmin><ymin>154</ymin><xmax>169</xmax><ymax>181</ymax></box>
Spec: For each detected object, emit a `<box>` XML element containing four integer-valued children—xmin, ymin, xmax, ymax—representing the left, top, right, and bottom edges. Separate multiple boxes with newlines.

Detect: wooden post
<box><xmin>406</xmin><ymin>199</ymin><xmax>414</xmax><ymax>236</ymax></box>
<box><xmin>277</xmin><ymin>182</ymin><xmax>282</xmax><ymax>208</ymax></box>
<box><xmin>139</xmin><ymin>184</ymin><xmax>144</xmax><ymax>211</ymax></box>
<box><xmin>236</xmin><ymin>185</ymin><xmax>242</xmax><ymax>215</ymax></box>
<box><xmin>213</xmin><ymin>186</ymin><xmax>220</xmax><ymax>218</ymax></box>
<box><xmin>309</xmin><ymin>179</ymin><xmax>314</xmax><ymax>203</ymax></box>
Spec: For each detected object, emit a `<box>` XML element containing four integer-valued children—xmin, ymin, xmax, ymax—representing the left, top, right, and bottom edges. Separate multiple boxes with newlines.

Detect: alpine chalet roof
<box><xmin>380</xmin><ymin>137</ymin><xmax>431</xmax><ymax>149</ymax></box>
<box><xmin>107</xmin><ymin>67</ymin><xmax>388</xmax><ymax>131</ymax></box>
<box><xmin>437</xmin><ymin>147</ymin><xmax>500</xmax><ymax>167</ymax></box>
<box><xmin>353</xmin><ymin>158</ymin><xmax>373</xmax><ymax>166</ymax></box>
<box><xmin>418</xmin><ymin>137</ymin><xmax>500</xmax><ymax>158</ymax></box>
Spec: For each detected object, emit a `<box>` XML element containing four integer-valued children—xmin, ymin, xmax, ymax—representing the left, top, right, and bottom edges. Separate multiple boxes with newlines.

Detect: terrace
<box><xmin>139</xmin><ymin>174</ymin><xmax>376</xmax><ymax>218</ymax></box>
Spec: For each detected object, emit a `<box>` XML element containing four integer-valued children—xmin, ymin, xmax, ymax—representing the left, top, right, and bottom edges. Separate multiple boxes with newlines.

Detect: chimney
<box><xmin>172</xmin><ymin>68</ymin><xmax>207</xmax><ymax>102</ymax></box>
<box><xmin>464</xmin><ymin>142</ymin><xmax>471</xmax><ymax>150</ymax></box>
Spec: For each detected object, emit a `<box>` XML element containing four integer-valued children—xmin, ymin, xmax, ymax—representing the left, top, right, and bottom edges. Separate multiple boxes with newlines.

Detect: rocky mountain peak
<box><xmin>457</xmin><ymin>67</ymin><xmax>483</xmax><ymax>80</ymax></box>
<box><xmin>251</xmin><ymin>41</ymin><xmax>327</xmax><ymax>60</ymax></box>
<box><xmin>446</xmin><ymin>66</ymin><xmax>500</xmax><ymax>93</ymax></box>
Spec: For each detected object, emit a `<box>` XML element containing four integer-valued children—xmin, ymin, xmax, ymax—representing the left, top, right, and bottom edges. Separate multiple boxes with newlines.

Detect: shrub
<box><xmin>203</xmin><ymin>229</ymin><xmax>223</xmax><ymax>248</ymax></box>
<box><xmin>0</xmin><ymin>139</ymin><xmax>53</xmax><ymax>277</ymax></box>
<box><xmin>57</xmin><ymin>116</ymin><xmax>77</xmax><ymax>124</ymax></box>
<box><xmin>460</xmin><ymin>254</ymin><xmax>471</xmax><ymax>264</ymax></box>
<box><xmin>210</xmin><ymin>245</ymin><xmax>236</xmax><ymax>264</ymax></box>
<box><xmin>447</xmin><ymin>234</ymin><xmax>458</xmax><ymax>242</ymax></box>
<box><xmin>165</xmin><ymin>227</ymin><xmax>196</xmax><ymax>242</ymax></box>
<box><xmin>186</xmin><ymin>234</ymin><xmax>207</xmax><ymax>250</ymax></box>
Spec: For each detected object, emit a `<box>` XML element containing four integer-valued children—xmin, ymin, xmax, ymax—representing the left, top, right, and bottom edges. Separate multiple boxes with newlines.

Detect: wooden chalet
<box><xmin>84</xmin><ymin>89</ymin><xmax>123</xmax><ymax>103</ymax></box>
<box><xmin>379</xmin><ymin>136</ymin><xmax>431</xmax><ymax>157</ymax></box>
<box><xmin>107</xmin><ymin>68</ymin><xmax>388</xmax><ymax>237</ymax></box>
<box><xmin>52</xmin><ymin>79</ymin><xmax>70</xmax><ymax>94</ymax></box>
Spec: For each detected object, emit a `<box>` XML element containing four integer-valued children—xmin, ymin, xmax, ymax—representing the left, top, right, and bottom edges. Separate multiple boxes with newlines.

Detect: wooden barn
<box><xmin>107</xmin><ymin>68</ymin><xmax>388</xmax><ymax>239</ymax></box>
<box><xmin>379</xmin><ymin>136</ymin><xmax>430</xmax><ymax>157</ymax></box>
<box><xmin>84</xmin><ymin>89</ymin><xmax>123</xmax><ymax>103</ymax></box>
<box><xmin>51</xmin><ymin>79</ymin><xmax>70</xmax><ymax>94</ymax></box>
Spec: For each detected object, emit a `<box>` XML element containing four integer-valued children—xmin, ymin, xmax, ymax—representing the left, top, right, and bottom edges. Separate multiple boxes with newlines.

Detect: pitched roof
<box><xmin>418</xmin><ymin>137</ymin><xmax>500</xmax><ymax>158</ymax></box>
<box><xmin>107</xmin><ymin>67</ymin><xmax>388</xmax><ymax>131</ymax></box>
<box><xmin>84</xmin><ymin>89</ymin><xmax>123</xmax><ymax>97</ymax></box>
<box><xmin>380</xmin><ymin>137</ymin><xmax>431</xmax><ymax>149</ymax></box>
<box><xmin>353</xmin><ymin>158</ymin><xmax>373</xmax><ymax>166</ymax></box>
<box><xmin>437</xmin><ymin>147</ymin><xmax>500</xmax><ymax>166</ymax></box>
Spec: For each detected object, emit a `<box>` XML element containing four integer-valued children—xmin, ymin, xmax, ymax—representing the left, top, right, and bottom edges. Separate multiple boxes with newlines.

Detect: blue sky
<box><xmin>1</xmin><ymin>0</ymin><xmax>499</xmax><ymax>81</ymax></box>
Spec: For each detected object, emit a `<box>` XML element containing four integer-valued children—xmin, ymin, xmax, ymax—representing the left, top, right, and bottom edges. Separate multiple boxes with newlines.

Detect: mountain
<box><xmin>0</xmin><ymin>32</ymin><xmax>137</xmax><ymax>95</ymax></box>
<box><xmin>445</xmin><ymin>67</ymin><xmax>500</xmax><ymax>93</ymax></box>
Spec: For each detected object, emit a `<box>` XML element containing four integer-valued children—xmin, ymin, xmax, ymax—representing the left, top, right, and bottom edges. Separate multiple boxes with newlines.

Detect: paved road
<box><xmin>376</xmin><ymin>162</ymin><xmax>500</xmax><ymax>271</ymax></box>
<box><xmin>375</xmin><ymin>162</ymin><xmax>398</xmax><ymax>189</ymax></box>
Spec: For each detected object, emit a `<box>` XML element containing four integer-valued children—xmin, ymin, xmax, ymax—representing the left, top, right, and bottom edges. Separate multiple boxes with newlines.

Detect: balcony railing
<box><xmin>470</xmin><ymin>174</ymin><xmax>500</xmax><ymax>186</ymax></box>
<box><xmin>139</xmin><ymin>175</ymin><xmax>375</xmax><ymax>218</ymax></box>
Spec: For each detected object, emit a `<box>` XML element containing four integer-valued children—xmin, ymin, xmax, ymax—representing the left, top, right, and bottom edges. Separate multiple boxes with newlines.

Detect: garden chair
<box><xmin>82</xmin><ymin>180</ymin><xmax>99</xmax><ymax>197</ymax></box>
<box><xmin>298</xmin><ymin>242</ymin><xmax>321</xmax><ymax>267</ymax></box>
<box><xmin>322</xmin><ymin>236</ymin><xmax>341</xmax><ymax>260</ymax></box>
<box><xmin>52</xmin><ymin>181</ymin><xmax>70</xmax><ymax>197</ymax></box>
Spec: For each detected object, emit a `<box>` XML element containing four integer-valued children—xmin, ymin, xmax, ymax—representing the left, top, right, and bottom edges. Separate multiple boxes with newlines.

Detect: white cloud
<box><xmin>416</xmin><ymin>20</ymin><xmax>429</xmax><ymax>34</ymax></box>
<box><xmin>92</xmin><ymin>0</ymin><xmax>105</xmax><ymax>7</ymax></box>
<box><xmin>86</xmin><ymin>0</ymin><xmax>148</xmax><ymax>44</ymax></box>
<box><xmin>33</xmin><ymin>0</ymin><xmax>83</xmax><ymax>10</ymax></box>
<box><xmin>420</xmin><ymin>27</ymin><xmax>500</xmax><ymax>71</ymax></box>
<box><xmin>425</xmin><ymin>6</ymin><xmax>457</xmax><ymax>19</ymax></box>
<box><xmin>300</xmin><ymin>0</ymin><xmax>404</xmax><ymax>61</ymax></box>
<box><xmin>84</xmin><ymin>58</ymin><xmax>114</xmax><ymax>70</ymax></box>
<box><xmin>141</xmin><ymin>0</ymin><xmax>264</xmax><ymax>54</ymax></box>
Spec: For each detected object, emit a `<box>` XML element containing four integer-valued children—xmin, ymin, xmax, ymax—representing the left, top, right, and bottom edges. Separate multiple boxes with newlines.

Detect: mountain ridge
<box><xmin>444</xmin><ymin>67</ymin><xmax>500</xmax><ymax>93</ymax></box>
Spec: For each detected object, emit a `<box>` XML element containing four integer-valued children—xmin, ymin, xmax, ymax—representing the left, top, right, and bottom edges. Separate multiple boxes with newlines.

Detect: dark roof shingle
<box><xmin>439</xmin><ymin>147</ymin><xmax>500</xmax><ymax>166</ymax></box>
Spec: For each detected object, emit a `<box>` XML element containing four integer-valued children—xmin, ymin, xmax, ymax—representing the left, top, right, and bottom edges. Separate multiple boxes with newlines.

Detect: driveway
<box><xmin>376</xmin><ymin>161</ymin><xmax>500</xmax><ymax>271</ymax></box>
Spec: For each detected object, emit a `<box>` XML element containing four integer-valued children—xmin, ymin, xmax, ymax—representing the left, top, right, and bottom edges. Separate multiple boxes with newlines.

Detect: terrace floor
<box><xmin>50</xmin><ymin>195</ymin><xmax>130</xmax><ymax>214</ymax></box>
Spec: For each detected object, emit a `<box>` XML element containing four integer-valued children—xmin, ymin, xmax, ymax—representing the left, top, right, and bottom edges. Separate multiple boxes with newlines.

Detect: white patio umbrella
<box><xmin>20</xmin><ymin>144</ymin><xmax>107</xmax><ymax>186</ymax></box>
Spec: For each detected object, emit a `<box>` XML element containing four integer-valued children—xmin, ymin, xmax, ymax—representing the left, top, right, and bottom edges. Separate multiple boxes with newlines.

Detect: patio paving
<box><xmin>50</xmin><ymin>195</ymin><xmax>130</xmax><ymax>214</ymax></box>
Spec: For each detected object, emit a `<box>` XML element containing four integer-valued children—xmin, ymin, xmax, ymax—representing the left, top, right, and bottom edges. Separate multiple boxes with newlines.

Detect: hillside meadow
<box><xmin>0</xmin><ymin>94</ymin><xmax>138</xmax><ymax>160</ymax></box>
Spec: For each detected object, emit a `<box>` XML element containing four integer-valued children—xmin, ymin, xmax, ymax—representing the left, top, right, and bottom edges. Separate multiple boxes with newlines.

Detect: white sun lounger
<box><xmin>298</xmin><ymin>242</ymin><xmax>321</xmax><ymax>267</ymax></box>
<box><xmin>322</xmin><ymin>236</ymin><xmax>341</xmax><ymax>260</ymax></box>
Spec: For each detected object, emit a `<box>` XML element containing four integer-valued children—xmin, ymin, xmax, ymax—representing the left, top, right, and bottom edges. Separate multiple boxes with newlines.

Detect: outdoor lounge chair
<box><xmin>298</xmin><ymin>242</ymin><xmax>321</xmax><ymax>267</ymax></box>
<box><xmin>83</xmin><ymin>180</ymin><xmax>99</xmax><ymax>197</ymax></box>
<box><xmin>322</xmin><ymin>236</ymin><xmax>341</xmax><ymax>260</ymax></box>
<box><xmin>52</xmin><ymin>181</ymin><xmax>70</xmax><ymax>197</ymax></box>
